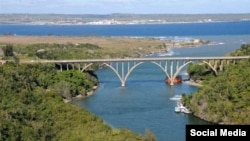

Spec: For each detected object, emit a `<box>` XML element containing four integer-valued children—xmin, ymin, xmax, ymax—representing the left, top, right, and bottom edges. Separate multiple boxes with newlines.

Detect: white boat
<box><xmin>170</xmin><ymin>95</ymin><xmax>182</xmax><ymax>101</ymax></box>
<box><xmin>174</xmin><ymin>101</ymin><xmax>191</xmax><ymax>114</ymax></box>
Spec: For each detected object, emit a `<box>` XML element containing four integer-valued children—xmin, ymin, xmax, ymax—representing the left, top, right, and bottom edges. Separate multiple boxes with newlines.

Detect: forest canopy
<box><xmin>183</xmin><ymin>44</ymin><xmax>250</xmax><ymax>124</ymax></box>
<box><xmin>0</xmin><ymin>63</ymin><xmax>145</xmax><ymax>141</ymax></box>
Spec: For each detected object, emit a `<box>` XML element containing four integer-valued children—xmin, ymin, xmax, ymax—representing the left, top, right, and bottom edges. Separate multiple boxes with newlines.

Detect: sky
<box><xmin>0</xmin><ymin>0</ymin><xmax>250</xmax><ymax>14</ymax></box>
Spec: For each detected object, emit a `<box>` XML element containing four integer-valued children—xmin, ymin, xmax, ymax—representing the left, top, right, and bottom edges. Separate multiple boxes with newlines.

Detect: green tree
<box><xmin>54</xmin><ymin>81</ymin><xmax>71</xmax><ymax>100</ymax></box>
<box><xmin>3</xmin><ymin>44</ymin><xmax>14</xmax><ymax>57</ymax></box>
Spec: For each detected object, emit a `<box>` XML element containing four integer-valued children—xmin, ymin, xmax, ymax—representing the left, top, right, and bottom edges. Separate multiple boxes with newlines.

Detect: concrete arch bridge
<box><xmin>21</xmin><ymin>56</ymin><xmax>250</xmax><ymax>86</ymax></box>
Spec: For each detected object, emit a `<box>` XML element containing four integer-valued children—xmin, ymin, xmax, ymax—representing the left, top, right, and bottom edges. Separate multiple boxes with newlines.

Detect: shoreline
<box><xmin>64</xmin><ymin>85</ymin><xmax>98</xmax><ymax>103</ymax></box>
<box><xmin>183</xmin><ymin>80</ymin><xmax>203</xmax><ymax>87</ymax></box>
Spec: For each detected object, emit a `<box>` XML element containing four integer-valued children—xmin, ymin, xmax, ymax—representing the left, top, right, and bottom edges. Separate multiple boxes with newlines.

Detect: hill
<box><xmin>183</xmin><ymin>44</ymin><xmax>250</xmax><ymax>124</ymax></box>
<box><xmin>0</xmin><ymin>63</ymin><xmax>147</xmax><ymax>140</ymax></box>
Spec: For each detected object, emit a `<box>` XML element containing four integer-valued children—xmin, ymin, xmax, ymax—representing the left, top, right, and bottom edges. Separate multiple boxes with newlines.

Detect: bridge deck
<box><xmin>20</xmin><ymin>56</ymin><xmax>250</xmax><ymax>64</ymax></box>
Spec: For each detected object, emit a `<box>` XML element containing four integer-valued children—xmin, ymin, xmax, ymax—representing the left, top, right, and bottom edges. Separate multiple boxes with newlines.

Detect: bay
<box><xmin>1</xmin><ymin>21</ymin><xmax>250</xmax><ymax>36</ymax></box>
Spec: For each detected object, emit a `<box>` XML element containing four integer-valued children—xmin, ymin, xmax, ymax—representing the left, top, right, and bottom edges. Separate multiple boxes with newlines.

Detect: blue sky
<box><xmin>0</xmin><ymin>0</ymin><xmax>250</xmax><ymax>14</ymax></box>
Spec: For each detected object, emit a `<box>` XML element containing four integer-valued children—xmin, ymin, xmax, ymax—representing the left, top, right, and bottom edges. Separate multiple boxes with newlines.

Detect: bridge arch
<box><xmin>151</xmin><ymin>61</ymin><xmax>194</xmax><ymax>85</ymax></box>
<box><xmin>103</xmin><ymin>62</ymin><xmax>144</xmax><ymax>86</ymax></box>
<box><xmin>151</xmin><ymin>61</ymin><xmax>170</xmax><ymax>79</ymax></box>
<box><xmin>173</xmin><ymin>61</ymin><xmax>193</xmax><ymax>80</ymax></box>
<box><xmin>202</xmin><ymin>61</ymin><xmax>218</xmax><ymax>75</ymax></box>
<box><xmin>80</xmin><ymin>63</ymin><xmax>93</xmax><ymax>72</ymax></box>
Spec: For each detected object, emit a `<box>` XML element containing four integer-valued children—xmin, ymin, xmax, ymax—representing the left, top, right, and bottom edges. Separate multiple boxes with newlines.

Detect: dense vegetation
<box><xmin>186</xmin><ymin>62</ymin><xmax>215</xmax><ymax>82</ymax></box>
<box><xmin>0</xmin><ymin>63</ymin><xmax>151</xmax><ymax>140</ymax></box>
<box><xmin>183</xmin><ymin>44</ymin><xmax>250</xmax><ymax>124</ymax></box>
<box><xmin>13</xmin><ymin>43</ymin><xmax>103</xmax><ymax>60</ymax></box>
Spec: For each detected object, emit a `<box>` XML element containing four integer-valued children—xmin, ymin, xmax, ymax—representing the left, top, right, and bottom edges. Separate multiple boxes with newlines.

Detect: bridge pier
<box><xmin>121</xmin><ymin>82</ymin><xmax>126</xmax><ymax>87</ymax></box>
<box><xmin>169</xmin><ymin>79</ymin><xmax>174</xmax><ymax>86</ymax></box>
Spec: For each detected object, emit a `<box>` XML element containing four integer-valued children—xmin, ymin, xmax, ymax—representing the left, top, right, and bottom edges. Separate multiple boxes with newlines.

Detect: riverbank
<box><xmin>183</xmin><ymin>79</ymin><xmax>203</xmax><ymax>87</ymax></box>
<box><xmin>64</xmin><ymin>85</ymin><xmax>99</xmax><ymax>103</ymax></box>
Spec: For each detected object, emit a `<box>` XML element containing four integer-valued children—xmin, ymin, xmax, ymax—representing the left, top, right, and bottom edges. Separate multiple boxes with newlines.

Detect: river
<box><xmin>73</xmin><ymin>35</ymin><xmax>250</xmax><ymax>141</ymax></box>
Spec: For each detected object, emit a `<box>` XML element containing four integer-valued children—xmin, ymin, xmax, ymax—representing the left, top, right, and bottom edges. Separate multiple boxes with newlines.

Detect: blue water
<box><xmin>1</xmin><ymin>21</ymin><xmax>250</xmax><ymax>141</ymax></box>
<box><xmin>1</xmin><ymin>21</ymin><xmax>250</xmax><ymax>36</ymax></box>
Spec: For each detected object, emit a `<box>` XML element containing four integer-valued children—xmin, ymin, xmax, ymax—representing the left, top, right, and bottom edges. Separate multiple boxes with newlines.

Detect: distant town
<box><xmin>0</xmin><ymin>13</ymin><xmax>250</xmax><ymax>25</ymax></box>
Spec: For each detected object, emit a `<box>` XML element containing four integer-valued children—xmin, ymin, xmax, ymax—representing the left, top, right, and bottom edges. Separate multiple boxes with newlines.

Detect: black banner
<box><xmin>186</xmin><ymin>125</ymin><xmax>250</xmax><ymax>141</ymax></box>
